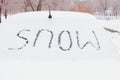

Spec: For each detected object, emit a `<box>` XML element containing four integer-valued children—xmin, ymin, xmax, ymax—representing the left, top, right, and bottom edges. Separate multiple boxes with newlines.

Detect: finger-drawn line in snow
<box><xmin>8</xmin><ymin>29</ymin><xmax>100</xmax><ymax>51</ymax></box>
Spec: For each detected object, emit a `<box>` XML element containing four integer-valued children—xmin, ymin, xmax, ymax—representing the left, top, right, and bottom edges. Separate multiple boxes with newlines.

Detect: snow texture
<box><xmin>0</xmin><ymin>11</ymin><xmax>120</xmax><ymax>80</ymax></box>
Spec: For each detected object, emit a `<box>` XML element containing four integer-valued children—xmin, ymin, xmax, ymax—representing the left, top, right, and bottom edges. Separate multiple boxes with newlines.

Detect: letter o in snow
<box><xmin>58</xmin><ymin>31</ymin><xmax>72</xmax><ymax>51</ymax></box>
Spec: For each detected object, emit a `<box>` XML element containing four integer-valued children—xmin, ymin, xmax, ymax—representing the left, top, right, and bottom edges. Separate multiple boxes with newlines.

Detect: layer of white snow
<box><xmin>0</xmin><ymin>11</ymin><xmax>120</xmax><ymax>80</ymax></box>
<box><xmin>99</xmin><ymin>19</ymin><xmax>120</xmax><ymax>56</ymax></box>
<box><xmin>0</xmin><ymin>11</ymin><xmax>118</xmax><ymax>61</ymax></box>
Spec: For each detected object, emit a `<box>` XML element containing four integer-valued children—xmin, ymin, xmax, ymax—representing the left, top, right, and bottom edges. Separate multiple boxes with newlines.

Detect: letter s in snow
<box><xmin>8</xmin><ymin>29</ymin><xmax>30</xmax><ymax>50</ymax></box>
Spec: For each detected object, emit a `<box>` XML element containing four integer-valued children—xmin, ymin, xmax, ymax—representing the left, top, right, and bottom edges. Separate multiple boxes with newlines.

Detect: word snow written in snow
<box><xmin>8</xmin><ymin>29</ymin><xmax>101</xmax><ymax>51</ymax></box>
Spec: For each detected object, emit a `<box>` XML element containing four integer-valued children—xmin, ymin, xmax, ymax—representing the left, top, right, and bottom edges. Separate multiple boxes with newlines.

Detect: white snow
<box><xmin>0</xmin><ymin>11</ymin><xmax>120</xmax><ymax>80</ymax></box>
<box><xmin>0</xmin><ymin>11</ymin><xmax>118</xmax><ymax>60</ymax></box>
<box><xmin>98</xmin><ymin>19</ymin><xmax>120</xmax><ymax>55</ymax></box>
